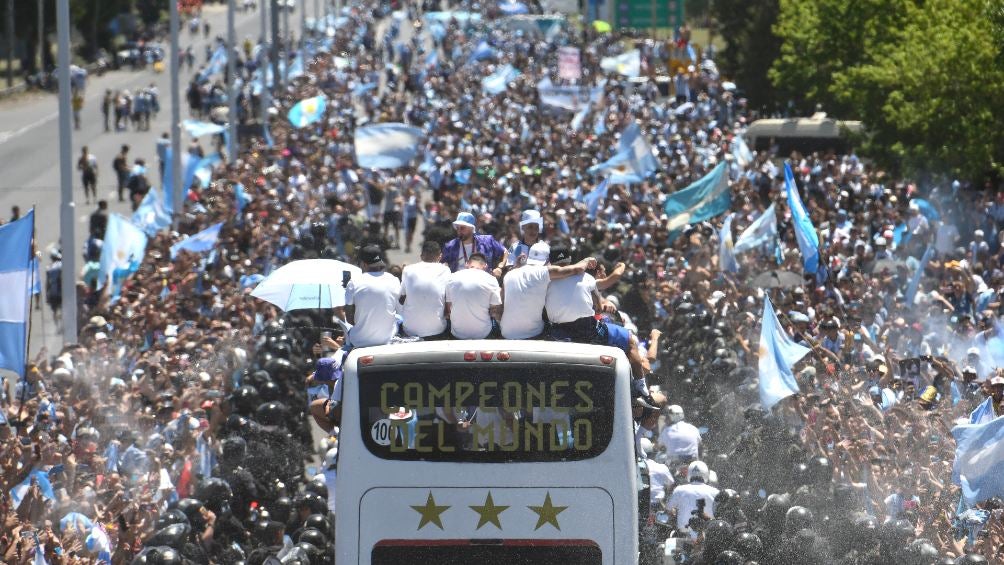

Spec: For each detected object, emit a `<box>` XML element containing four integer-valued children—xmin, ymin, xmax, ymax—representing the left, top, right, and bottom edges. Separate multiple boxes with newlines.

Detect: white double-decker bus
<box><xmin>335</xmin><ymin>340</ymin><xmax>638</xmax><ymax>565</ymax></box>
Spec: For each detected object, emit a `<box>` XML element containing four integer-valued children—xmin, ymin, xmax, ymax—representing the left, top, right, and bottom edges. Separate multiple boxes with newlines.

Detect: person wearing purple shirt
<box><xmin>441</xmin><ymin>212</ymin><xmax>508</xmax><ymax>276</ymax></box>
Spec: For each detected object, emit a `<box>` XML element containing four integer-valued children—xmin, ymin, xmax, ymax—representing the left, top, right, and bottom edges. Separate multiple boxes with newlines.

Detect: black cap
<box><xmin>549</xmin><ymin>245</ymin><xmax>571</xmax><ymax>265</ymax></box>
<box><xmin>359</xmin><ymin>244</ymin><xmax>386</xmax><ymax>267</ymax></box>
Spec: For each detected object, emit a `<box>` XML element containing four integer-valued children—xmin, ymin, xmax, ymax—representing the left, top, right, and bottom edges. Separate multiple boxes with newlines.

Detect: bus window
<box><xmin>358</xmin><ymin>366</ymin><xmax>615</xmax><ymax>463</ymax></box>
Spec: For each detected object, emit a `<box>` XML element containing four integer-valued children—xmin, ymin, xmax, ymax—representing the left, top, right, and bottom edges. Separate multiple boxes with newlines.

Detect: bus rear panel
<box><xmin>335</xmin><ymin>341</ymin><xmax>637</xmax><ymax>565</ymax></box>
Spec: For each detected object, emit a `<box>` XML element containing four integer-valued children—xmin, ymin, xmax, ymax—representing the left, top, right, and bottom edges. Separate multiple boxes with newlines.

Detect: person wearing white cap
<box><xmin>907</xmin><ymin>200</ymin><xmax>930</xmax><ymax>237</ymax></box>
<box><xmin>971</xmin><ymin>229</ymin><xmax>990</xmax><ymax>263</ymax></box>
<box><xmin>665</xmin><ymin>460</ymin><xmax>719</xmax><ymax>535</ymax></box>
<box><xmin>440</xmin><ymin>211</ymin><xmax>508</xmax><ymax>274</ymax></box>
<box><xmin>500</xmin><ymin>242</ymin><xmax>596</xmax><ymax>339</ymax></box>
<box><xmin>507</xmin><ymin>210</ymin><xmax>544</xmax><ymax>268</ymax></box>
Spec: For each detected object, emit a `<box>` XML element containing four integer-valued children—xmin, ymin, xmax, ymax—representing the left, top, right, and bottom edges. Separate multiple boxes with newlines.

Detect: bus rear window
<box><xmin>358</xmin><ymin>366</ymin><xmax>615</xmax><ymax>462</ymax></box>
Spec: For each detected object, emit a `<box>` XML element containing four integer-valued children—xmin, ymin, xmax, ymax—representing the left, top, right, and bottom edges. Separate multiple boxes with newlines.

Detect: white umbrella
<box><xmin>251</xmin><ymin>259</ymin><xmax>362</xmax><ymax>311</ymax></box>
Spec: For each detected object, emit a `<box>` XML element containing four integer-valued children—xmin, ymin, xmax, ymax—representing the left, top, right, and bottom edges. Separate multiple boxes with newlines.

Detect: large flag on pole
<box><xmin>354</xmin><ymin>123</ymin><xmax>424</xmax><ymax>169</ymax></box>
<box><xmin>733</xmin><ymin>204</ymin><xmax>778</xmax><ymax>255</ymax></box>
<box><xmin>0</xmin><ymin>211</ymin><xmax>33</xmax><ymax>376</ymax></box>
<box><xmin>663</xmin><ymin>162</ymin><xmax>731</xmax><ymax>236</ymax></box>
<box><xmin>784</xmin><ymin>163</ymin><xmax>820</xmax><ymax>274</ymax></box>
<box><xmin>132</xmin><ymin>188</ymin><xmax>172</xmax><ymax>236</ymax></box>
<box><xmin>758</xmin><ymin>296</ymin><xmax>811</xmax><ymax>410</ymax></box>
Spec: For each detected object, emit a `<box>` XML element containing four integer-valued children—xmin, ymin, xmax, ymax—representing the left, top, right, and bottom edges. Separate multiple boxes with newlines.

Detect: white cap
<box><xmin>526</xmin><ymin>242</ymin><xmax>550</xmax><ymax>266</ymax></box>
<box><xmin>975</xmin><ymin>230</ymin><xmax>985</xmax><ymax>238</ymax></box>
<box><xmin>967</xmin><ymin>347</ymin><xmax>980</xmax><ymax>356</ymax></box>
<box><xmin>875</xmin><ymin>237</ymin><xmax>888</xmax><ymax>246</ymax></box>
<box><xmin>519</xmin><ymin>209</ymin><xmax>543</xmax><ymax>229</ymax></box>
<box><xmin>667</xmin><ymin>404</ymin><xmax>684</xmax><ymax>423</ymax></box>
<box><xmin>687</xmin><ymin>460</ymin><xmax>709</xmax><ymax>481</ymax></box>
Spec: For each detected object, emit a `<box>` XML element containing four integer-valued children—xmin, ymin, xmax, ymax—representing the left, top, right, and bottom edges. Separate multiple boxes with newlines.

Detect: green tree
<box><xmin>832</xmin><ymin>0</ymin><xmax>1004</xmax><ymax>179</ymax></box>
<box><xmin>769</xmin><ymin>0</ymin><xmax>913</xmax><ymax>116</ymax></box>
<box><xmin>711</xmin><ymin>0</ymin><xmax>780</xmax><ymax>113</ymax></box>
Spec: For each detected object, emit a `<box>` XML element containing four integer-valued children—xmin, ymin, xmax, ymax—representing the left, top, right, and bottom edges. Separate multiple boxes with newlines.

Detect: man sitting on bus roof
<box><xmin>500</xmin><ymin>241</ymin><xmax>596</xmax><ymax>340</ymax></box>
<box><xmin>400</xmin><ymin>241</ymin><xmax>451</xmax><ymax>340</ymax></box>
<box><xmin>344</xmin><ymin>244</ymin><xmax>401</xmax><ymax>348</ymax></box>
<box><xmin>445</xmin><ymin>252</ymin><xmax>502</xmax><ymax>339</ymax></box>
<box><xmin>544</xmin><ymin>245</ymin><xmax>649</xmax><ymax>378</ymax></box>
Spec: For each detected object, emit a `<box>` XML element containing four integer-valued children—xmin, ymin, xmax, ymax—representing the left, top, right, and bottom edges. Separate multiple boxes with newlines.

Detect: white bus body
<box><xmin>335</xmin><ymin>340</ymin><xmax>638</xmax><ymax>565</ymax></box>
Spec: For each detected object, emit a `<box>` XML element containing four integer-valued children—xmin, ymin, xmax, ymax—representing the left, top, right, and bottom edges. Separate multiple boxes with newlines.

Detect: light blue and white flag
<box><xmin>537</xmin><ymin>77</ymin><xmax>592</xmax><ymax>111</ymax></box>
<box><xmin>97</xmin><ymin>214</ymin><xmax>148</xmax><ymax>296</ymax></box>
<box><xmin>784</xmin><ymin>162</ymin><xmax>820</xmax><ymax>274</ymax></box>
<box><xmin>183</xmin><ymin>119</ymin><xmax>226</xmax><ymax>138</ymax></box>
<box><xmin>732</xmin><ymin>135</ymin><xmax>754</xmax><ymax>167</ymax></box>
<box><xmin>970</xmin><ymin>396</ymin><xmax>997</xmax><ymax>425</ymax></box>
<box><xmin>570</xmin><ymin>104</ymin><xmax>591</xmax><ymax>131</ymax></box>
<box><xmin>170</xmin><ymin>222</ymin><xmax>223</xmax><ymax>259</ymax></box>
<box><xmin>288</xmin><ymin>95</ymin><xmax>327</xmax><ymax>128</ymax></box>
<box><xmin>584</xmin><ymin>179</ymin><xmax>609</xmax><ymax>219</ymax></box>
<box><xmin>952</xmin><ymin>413</ymin><xmax>1004</xmax><ymax>506</ymax></box>
<box><xmin>354</xmin><ymin>123</ymin><xmax>424</xmax><ymax>169</ymax></box>
<box><xmin>84</xmin><ymin>524</ymin><xmax>112</xmax><ymax>563</ymax></box>
<box><xmin>0</xmin><ymin>211</ymin><xmax>33</xmax><ymax>376</ymax></box>
<box><xmin>904</xmin><ymin>244</ymin><xmax>935</xmax><ymax>306</ymax></box>
<box><xmin>468</xmin><ymin>40</ymin><xmax>495</xmax><ymax>63</ymax></box>
<box><xmin>719</xmin><ymin>214</ymin><xmax>739</xmax><ymax>273</ymax></box>
<box><xmin>758</xmin><ymin>296</ymin><xmax>811</xmax><ymax>410</ymax></box>
<box><xmin>734</xmin><ymin>204</ymin><xmax>778</xmax><ymax>255</ymax></box>
<box><xmin>599</xmin><ymin>49</ymin><xmax>641</xmax><ymax>77</ymax></box>
<box><xmin>287</xmin><ymin>52</ymin><xmax>305</xmax><ymax>79</ymax></box>
<box><xmin>133</xmin><ymin>188</ymin><xmax>173</xmax><ymax>236</ymax></box>
<box><xmin>30</xmin><ymin>257</ymin><xmax>40</xmax><ymax>296</ymax></box>
<box><xmin>192</xmin><ymin>153</ymin><xmax>221</xmax><ymax>189</ymax></box>
<box><xmin>587</xmin><ymin>123</ymin><xmax>659</xmax><ymax>184</ymax></box>
<box><xmin>235</xmin><ymin>183</ymin><xmax>252</xmax><ymax>215</ymax></box>
<box><xmin>9</xmin><ymin>468</ymin><xmax>55</xmax><ymax>509</ymax></box>
<box><xmin>198</xmin><ymin>44</ymin><xmax>228</xmax><ymax>82</ymax></box>
<box><xmin>482</xmin><ymin>64</ymin><xmax>520</xmax><ymax>95</ymax></box>
<box><xmin>163</xmin><ymin>148</ymin><xmax>198</xmax><ymax>214</ymax></box>
<box><xmin>663</xmin><ymin>162</ymin><xmax>731</xmax><ymax>235</ymax></box>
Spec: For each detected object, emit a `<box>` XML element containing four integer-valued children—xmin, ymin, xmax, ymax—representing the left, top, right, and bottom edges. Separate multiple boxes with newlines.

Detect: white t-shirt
<box><xmin>401</xmin><ymin>261</ymin><xmax>450</xmax><ymax>337</ymax></box>
<box><xmin>501</xmin><ymin>265</ymin><xmax>550</xmax><ymax>339</ymax></box>
<box><xmin>345</xmin><ymin>271</ymin><xmax>401</xmax><ymax>347</ymax></box>
<box><xmin>646</xmin><ymin>459</ymin><xmax>675</xmax><ymax>505</ymax></box>
<box><xmin>446</xmin><ymin>268</ymin><xmax>501</xmax><ymax>339</ymax></box>
<box><xmin>545</xmin><ymin>272</ymin><xmax>596</xmax><ymax>324</ymax></box>
<box><xmin>666</xmin><ymin>482</ymin><xmax>719</xmax><ymax>531</ymax></box>
<box><xmin>658</xmin><ymin>420</ymin><xmax>702</xmax><ymax>459</ymax></box>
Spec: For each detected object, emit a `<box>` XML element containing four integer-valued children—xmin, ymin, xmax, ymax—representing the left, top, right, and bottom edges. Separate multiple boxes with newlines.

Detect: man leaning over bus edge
<box><xmin>544</xmin><ymin>244</ymin><xmax>651</xmax><ymax>379</ymax></box>
<box><xmin>500</xmin><ymin>241</ymin><xmax>596</xmax><ymax>340</ymax></box>
<box><xmin>441</xmin><ymin>212</ymin><xmax>508</xmax><ymax>276</ymax></box>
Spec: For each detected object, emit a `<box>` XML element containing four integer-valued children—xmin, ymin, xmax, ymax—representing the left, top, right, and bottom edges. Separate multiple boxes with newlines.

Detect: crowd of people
<box><xmin>2</xmin><ymin>0</ymin><xmax>1004</xmax><ymax>563</ymax></box>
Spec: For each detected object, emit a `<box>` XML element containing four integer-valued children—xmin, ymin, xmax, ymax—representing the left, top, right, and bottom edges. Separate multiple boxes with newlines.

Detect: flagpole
<box><xmin>227</xmin><ymin>0</ymin><xmax>238</xmax><ymax>159</ymax></box>
<box><xmin>170</xmin><ymin>0</ymin><xmax>183</xmax><ymax>227</ymax></box>
<box><xmin>56</xmin><ymin>0</ymin><xmax>77</xmax><ymax>344</ymax></box>
<box><xmin>26</xmin><ymin>209</ymin><xmax>36</xmax><ymax>373</ymax></box>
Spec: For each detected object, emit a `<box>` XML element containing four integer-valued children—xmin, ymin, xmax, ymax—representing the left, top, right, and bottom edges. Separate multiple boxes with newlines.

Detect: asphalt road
<box><xmin>0</xmin><ymin>3</ymin><xmax>304</xmax><ymax>356</ymax></box>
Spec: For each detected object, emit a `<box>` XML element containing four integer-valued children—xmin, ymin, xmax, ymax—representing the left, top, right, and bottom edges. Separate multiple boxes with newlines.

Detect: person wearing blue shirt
<box><xmin>440</xmin><ymin>212</ymin><xmax>507</xmax><ymax>276</ymax></box>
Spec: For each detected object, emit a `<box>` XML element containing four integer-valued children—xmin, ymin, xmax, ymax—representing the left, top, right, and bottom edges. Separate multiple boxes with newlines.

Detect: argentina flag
<box><xmin>354</xmin><ymin>123</ymin><xmax>424</xmax><ymax>169</ymax></box>
<box><xmin>0</xmin><ymin>211</ymin><xmax>33</xmax><ymax>376</ymax></box>
<box><xmin>288</xmin><ymin>95</ymin><xmax>327</xmax><ymax>128</ymax></box>
<box><xmin>758</xmin><ymin>296</ymin><xmax>810</xmax><ymax>410</ymax></box>
<box><xmin>784</xmin><ymin>162</ymin><xmax>820</xmax><ymax>274</ymax></box>
<box><xmin>97</xmin><ymin>214</ymin><xmax>148</xmax><ymax>296</ymax></box>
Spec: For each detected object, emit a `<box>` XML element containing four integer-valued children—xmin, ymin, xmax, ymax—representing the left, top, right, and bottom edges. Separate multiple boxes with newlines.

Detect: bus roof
<box><xmin>746</xmin><ymin>113</ymin><xmax>863</xmax><ymax>140</ymax></box>
<box><xmin>346</xmin><ymin>340</ymin><xmax>625</xmax><ymax>369</ymax></box>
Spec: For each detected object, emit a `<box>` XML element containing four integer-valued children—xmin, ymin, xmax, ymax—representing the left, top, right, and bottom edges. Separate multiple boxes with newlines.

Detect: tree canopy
<box><xmin>767</xmin><ymin>0</ymin><xmax>1004</xmax><ymax>181</ymax></box>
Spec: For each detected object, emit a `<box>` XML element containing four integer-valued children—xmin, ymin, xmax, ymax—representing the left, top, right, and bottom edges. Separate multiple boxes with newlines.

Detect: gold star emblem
<box><xmin>527</xmin><ymin>492</ymin><xmax>568</xmax><ymax>531</ymax></box>
<box><xmin>410</xmin><ymin>491</ymin><xmax>450</xmax><ymax>530</ymax></box>
<box><xmin>469</xmin><ymin>491</ymin><xmax>509</xmax><ymax>530</ymax></box>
